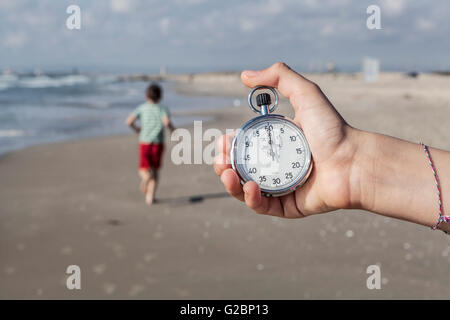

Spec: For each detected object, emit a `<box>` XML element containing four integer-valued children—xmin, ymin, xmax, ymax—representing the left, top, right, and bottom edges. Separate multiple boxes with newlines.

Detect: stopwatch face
<box><xmin>232</xmin><ymin>115</ymin><xmax>312</xmax><ymax>196</ymax></box>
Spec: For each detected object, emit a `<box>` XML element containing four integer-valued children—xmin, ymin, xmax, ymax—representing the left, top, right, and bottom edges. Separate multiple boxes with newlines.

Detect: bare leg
<box><xmin>138</xmin><ymin>169</ymin><xmax>150</xmax><ymax>194</ymax></box>
<box><xmin>145</xmin><ymin>169</ymin><xmax>159</xmax><ymax>205</ymax></box>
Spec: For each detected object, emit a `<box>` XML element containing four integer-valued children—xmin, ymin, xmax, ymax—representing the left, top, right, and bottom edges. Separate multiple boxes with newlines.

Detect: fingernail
<box><xmin>243</xmin><ymin>184</ymin><xmax>249</xmax><ymax>193</ymax></box>
<box><xmin>243</xmin><ymin>70</ymin><xmax>260</xmax><ymax>77</ymax></box>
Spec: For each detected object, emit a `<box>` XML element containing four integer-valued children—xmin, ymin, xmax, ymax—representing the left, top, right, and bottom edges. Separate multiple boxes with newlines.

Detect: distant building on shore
<box><xmin>325</xmin><ymin>61</ymin><xmax>337</xmax><ymax>73</ymax></box>
<box><xmin>160</xmin><ymin>65</ymin><xmax>168</xmax><ymax>76</ymax></box>
<box><xmin>363</xmin><ymin>57</ymin><xmax>380</xmax><ymax>82</ymax></box>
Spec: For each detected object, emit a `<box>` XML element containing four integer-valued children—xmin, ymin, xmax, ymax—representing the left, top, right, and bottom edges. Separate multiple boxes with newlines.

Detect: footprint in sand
<box><xmin>93</xmin><ymin>264</ymin><xmax>106</xmax><ymax>275</ymax></box>
<box><xmin>103</xmin><ymin>283</ymin><xmax>116</xmax><ymax>295</ymax></box>
<box><xmin>61</xmin><ymin>246</ymin><xmax>72</xmax><ymax>255</ymax></box>
<box><xmin>4</xmin><ymin>266</ymin><xmax>15</xmax><ymax>275</ymax></box>
<box><xmin>128</xmin><ymin>284</ymin><xmax>145</xmax><ymax>297</ymax></box>
<box><xmin>143</xmin><ymin>253</ymin><xmax>157</xmax><ymax>262</ymax></box>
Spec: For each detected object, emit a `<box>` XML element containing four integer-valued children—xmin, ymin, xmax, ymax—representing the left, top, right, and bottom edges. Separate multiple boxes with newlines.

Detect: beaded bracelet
<box><xmin>420</xmin><ymin>142</ymin><xmax>450</xmax><ymax>234</ymax></box>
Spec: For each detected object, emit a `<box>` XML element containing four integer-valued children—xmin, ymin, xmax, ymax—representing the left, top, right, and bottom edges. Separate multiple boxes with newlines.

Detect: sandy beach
<box><xmin>1</xmin><ymin>72</ymin><xmax>450</xmax><ymax>299</ymax></box>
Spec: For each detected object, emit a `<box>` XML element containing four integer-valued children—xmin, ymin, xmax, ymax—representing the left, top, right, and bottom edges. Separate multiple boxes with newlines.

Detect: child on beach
<box><xmin>126</xmin><ymin>83</ymin><xmax>175</xmax><ymax>205</ymax></box>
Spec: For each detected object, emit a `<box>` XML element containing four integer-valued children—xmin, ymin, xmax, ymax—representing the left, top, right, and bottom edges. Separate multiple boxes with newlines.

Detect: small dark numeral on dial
<box><xmin>285</xmin><ymin>172</ymin><xmax>293</xmax><ymax>179</ymax></box>
<box><xmin>244</xmin><ymin>154</ymin><xmax>250</xmax><ymax>160</ymax></box>
<box><xmin>259</xmin><ymin>176</ymin><xmax>267</xmax><ymax>183</ymax></box>
<box><xmin>291</xmin><ymin>162</ymin><xmax>301</xmax><ymax>168</ymax></box>
<box><xmin>290</xmin><ymin>136</ymin><xmax>296</xmax><ymax>142</ymax></box>
<box><xmin>296</xmin><ymin>148</ymin><xmax>302</xmax><ymax>154</ymax></box>
<box><xmin>280</xmin><ymin>128</ymin><xmax>284</xmax><ymax>134</ymax></box>
<box><xmin>248</xmin><ymin>167</ymin><xmax>257</xmax><ymax>174</ymax></box>
<box><xmin>272</xmin><ymin>178</ymin><xmax>281</xmax><ymax>185</ymax></box>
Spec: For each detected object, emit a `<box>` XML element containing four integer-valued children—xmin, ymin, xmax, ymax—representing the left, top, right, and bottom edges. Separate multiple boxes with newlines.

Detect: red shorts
<box><xmin>139</xmin><ymin>143</ymin><xmax>164</xmax><ymax>170</ymax></box>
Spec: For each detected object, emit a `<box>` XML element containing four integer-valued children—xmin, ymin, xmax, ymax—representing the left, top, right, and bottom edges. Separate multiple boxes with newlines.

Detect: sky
<box><xmin>0</xmin><ymin>0</ymin><xmax>449</xmax><ymax>73</ymax></box>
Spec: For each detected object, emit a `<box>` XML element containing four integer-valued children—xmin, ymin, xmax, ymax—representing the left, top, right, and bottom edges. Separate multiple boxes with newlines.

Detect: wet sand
<box><xmin>1</xmin><ymin>73</ymin><xmax>450</xmax><ymax>299</ymax></box>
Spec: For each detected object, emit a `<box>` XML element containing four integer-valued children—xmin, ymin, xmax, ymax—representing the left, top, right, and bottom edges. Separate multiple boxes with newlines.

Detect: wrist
<box><xmin>348</xmin><ymin>130</ymin><xmax>450</xmax><ymax>230</ymax></box>
<box><xmin>348</xmin><ymin>128</ymin><xmax>378</xmax><ymax>212</ymax></box>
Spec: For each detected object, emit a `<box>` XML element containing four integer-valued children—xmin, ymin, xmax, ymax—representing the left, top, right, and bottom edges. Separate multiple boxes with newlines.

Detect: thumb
<box><xmin>240</xmin><ymin>62</ymin><xmax>344</xmax><ymax>131</ymax></box>
<box><xmin>241</xmin><ymin>62</ymin><xmax>321</xmax><ymax>111</ymax></box>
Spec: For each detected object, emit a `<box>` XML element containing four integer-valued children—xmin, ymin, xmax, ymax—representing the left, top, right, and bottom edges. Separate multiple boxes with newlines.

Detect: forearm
<box><xmin>353</xmin><ymin>129</ymin><xmax>450</xmax><ymax>233</ymax></box>
<box><xmin>167</xmin><ymin>122</ymin><xmax>176</xmax><ymax>133</ymax></box>
<box><xmin>129</xmin><ymin>123</ymin><xmax>140</xmax><ymax>134</ymax></box>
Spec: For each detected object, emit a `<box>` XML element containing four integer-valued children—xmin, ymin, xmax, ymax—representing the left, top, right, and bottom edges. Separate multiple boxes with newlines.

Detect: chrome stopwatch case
<box><xmin>231</xmin><ymin>86</ymin><xmax>312</xmax><ymax>197</ymax></box>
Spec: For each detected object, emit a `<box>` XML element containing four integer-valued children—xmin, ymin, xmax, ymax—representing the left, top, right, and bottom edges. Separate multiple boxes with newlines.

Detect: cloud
<box><xmin>416</xmin><ymin>18</ymin><xmax>435</xmax><ymax>31</ymax></box>
<box><xmin>240</xmin><ymin>19</ymin><xmax>257</xmax><ymax>32</ymax></box>
<box><xmin>321</xmin><ymin>24</ymin><xmax>335</xmax><ymax>36</ymax></box>
<box><xmin>110</xmin><ymin>0</ymin><xmax>134</xmax><ymax>13</ymax></box>
<box><xmin>175</xmin><ymin>0</ymin><xmax>207</xmax><ymax>5</ymax></box>
<box><xmin>159</xmin><ymin>17</ymin><xmax>170</xmax><ymax>35</ymax></box>
<box><xmin>381</xmin><ymin>0</ymin><xmax>406</xmax><ymax>16</ymax></box>
<box><xmin>0</xmin><ymin>0</ymin><xmax>16</xmax><ymax>9</ymax></box>
<box><xmin>302</xmin><ymin>0</ymin><xmax>318</xmax><ymax>8</ymax></box>
<box><xmin>0</xmin><ymin>0</ymin><xmax>448</xmax><ymax>71</ymax></box>
<box><xmin>3</xmin><ymin>32</ymin><xmax>27</xmax><ymax>49</ymax></box>
<box><xmin>261</xmin><ymin>0</ymin><xmax>284</xmax><ymax>15</ymax></box>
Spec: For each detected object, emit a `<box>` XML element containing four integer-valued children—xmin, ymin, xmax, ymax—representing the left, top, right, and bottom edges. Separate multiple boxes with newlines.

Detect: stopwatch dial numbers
<box><xmin>241</xmin><ymin>121</ymin><xmax>307</xmax><ymax>191</ymax></box>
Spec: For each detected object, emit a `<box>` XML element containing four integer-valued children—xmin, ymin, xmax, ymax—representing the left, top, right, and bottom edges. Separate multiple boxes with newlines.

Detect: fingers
<box><xmin>241</xmin><ymin>62</ymin><xmax>319</xmax><ymax>110</ymax></box>
<box><xmin>279</xmin><ymin>193</ymin><xmax>306</xmax><ymax>219</ymax></box>
<box><xmin>217</xmin><ymin>132</ymin><xmax>233</xmax><ymax>154</ymax></box>
<box><xmin>242</xmin><ymin>181</ymin><xmax>284</xmax><ymax>217</ymax></box>
<box><xmin>214</xmin><ymin>153</ymin><xmax>230</xmax><ymax>176</ymax></box>
<box><xmin>215</xmin><ymin>133</ymin><xmax>245</xmax><ymax>202</ymax></box>
<box><xmin>214</xmin><ymin>134</ymin><xmax>233</xmax><ymax>176</ymax></box>
<box><xmin>220</xmin><ymin>168</ymin><xmax>244</xmax><ymax>201</ymax></box>
<box><xmin>242</xmin><ymin>182</ymin><xmax>268</xmax><ymax>213</ymax></box>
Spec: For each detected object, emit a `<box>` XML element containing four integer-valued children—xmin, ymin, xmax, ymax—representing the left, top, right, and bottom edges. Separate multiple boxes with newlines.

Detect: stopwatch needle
<box><xmin>275</xmin><ymin>134</ymin><xmax>282</xmax><ymax>161</ymax></box>
<box><xmin>267</xmin><ymin>127</ymin><xmax>275</xmax><ymax>161</ymax></box>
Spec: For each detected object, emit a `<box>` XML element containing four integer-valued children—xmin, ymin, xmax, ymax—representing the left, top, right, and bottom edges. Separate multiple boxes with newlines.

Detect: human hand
<box><xmin>214</xmin><ymin>62</ymin><xmax>362</xmax><ymax>218</ymax></box>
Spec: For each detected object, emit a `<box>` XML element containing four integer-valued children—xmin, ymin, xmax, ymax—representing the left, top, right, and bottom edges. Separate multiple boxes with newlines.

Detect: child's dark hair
<box><xmin>146</xmin><ymin>83</ymin><xmax>162</xmax><ymax>103</ymax></box>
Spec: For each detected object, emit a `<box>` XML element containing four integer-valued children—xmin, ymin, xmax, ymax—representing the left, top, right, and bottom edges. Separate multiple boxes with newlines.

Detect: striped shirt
<box><xmin>133</xmin><ymin>102</ymin><xmax>169</xmax><ymax>143</ymax></box>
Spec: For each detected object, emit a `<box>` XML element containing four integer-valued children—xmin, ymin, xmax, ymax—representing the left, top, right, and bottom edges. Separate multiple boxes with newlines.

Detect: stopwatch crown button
<box><xmin>256</xmin><ymin>93</ymin><xmax>271</xmax><ymax>106</ymax></box>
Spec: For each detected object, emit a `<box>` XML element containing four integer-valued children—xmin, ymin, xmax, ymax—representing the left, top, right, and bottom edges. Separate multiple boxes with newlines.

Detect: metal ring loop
<box><xmin>247</xmin><ymin>86</ymin><xmax>279</xmax><ymax>114</ymax></box>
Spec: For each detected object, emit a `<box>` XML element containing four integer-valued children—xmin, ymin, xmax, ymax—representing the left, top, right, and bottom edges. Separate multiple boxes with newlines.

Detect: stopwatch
<box><xmin>231</xmin><ymin>86</ymin><xmax>313</xmax><ymax>197</ymax></box>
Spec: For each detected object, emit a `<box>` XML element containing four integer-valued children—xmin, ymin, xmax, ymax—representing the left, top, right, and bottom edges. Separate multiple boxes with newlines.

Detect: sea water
<box><xmin>0</xmin><ymin>73</ymin><xmax>236</xmax><ymax>155</ymax></box>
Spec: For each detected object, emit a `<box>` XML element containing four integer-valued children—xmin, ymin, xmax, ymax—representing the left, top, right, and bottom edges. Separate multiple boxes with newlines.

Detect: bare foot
<box><xmin>145</xmin><ymin>193</ymin><xmax>154</xmax><ymax>205</ymax></box>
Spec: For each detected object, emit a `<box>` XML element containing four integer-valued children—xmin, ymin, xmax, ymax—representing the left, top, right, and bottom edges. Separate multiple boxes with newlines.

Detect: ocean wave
<box><xmin>19</xmin><ymin>75</ymin><xmax>91</xmax><ymax>88</ymax></box>
<box><xmin>0</xmin><ymin>74</ymin><xmax>19</xmax><ymax>91</ymax></box>
<box><xmin>93</xmin><ymin>75</ymin><xmax>118</xmax><ymax>84</ymax></box>
<box><xmin>0</xmin><ymin>74</ymin><xmax>118</xmax><ymax>91</ymax></box>
<box><xmin>0</xmin><ymin>130</ymin><xmax>26</xmax><ymax>138</ymax></box>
